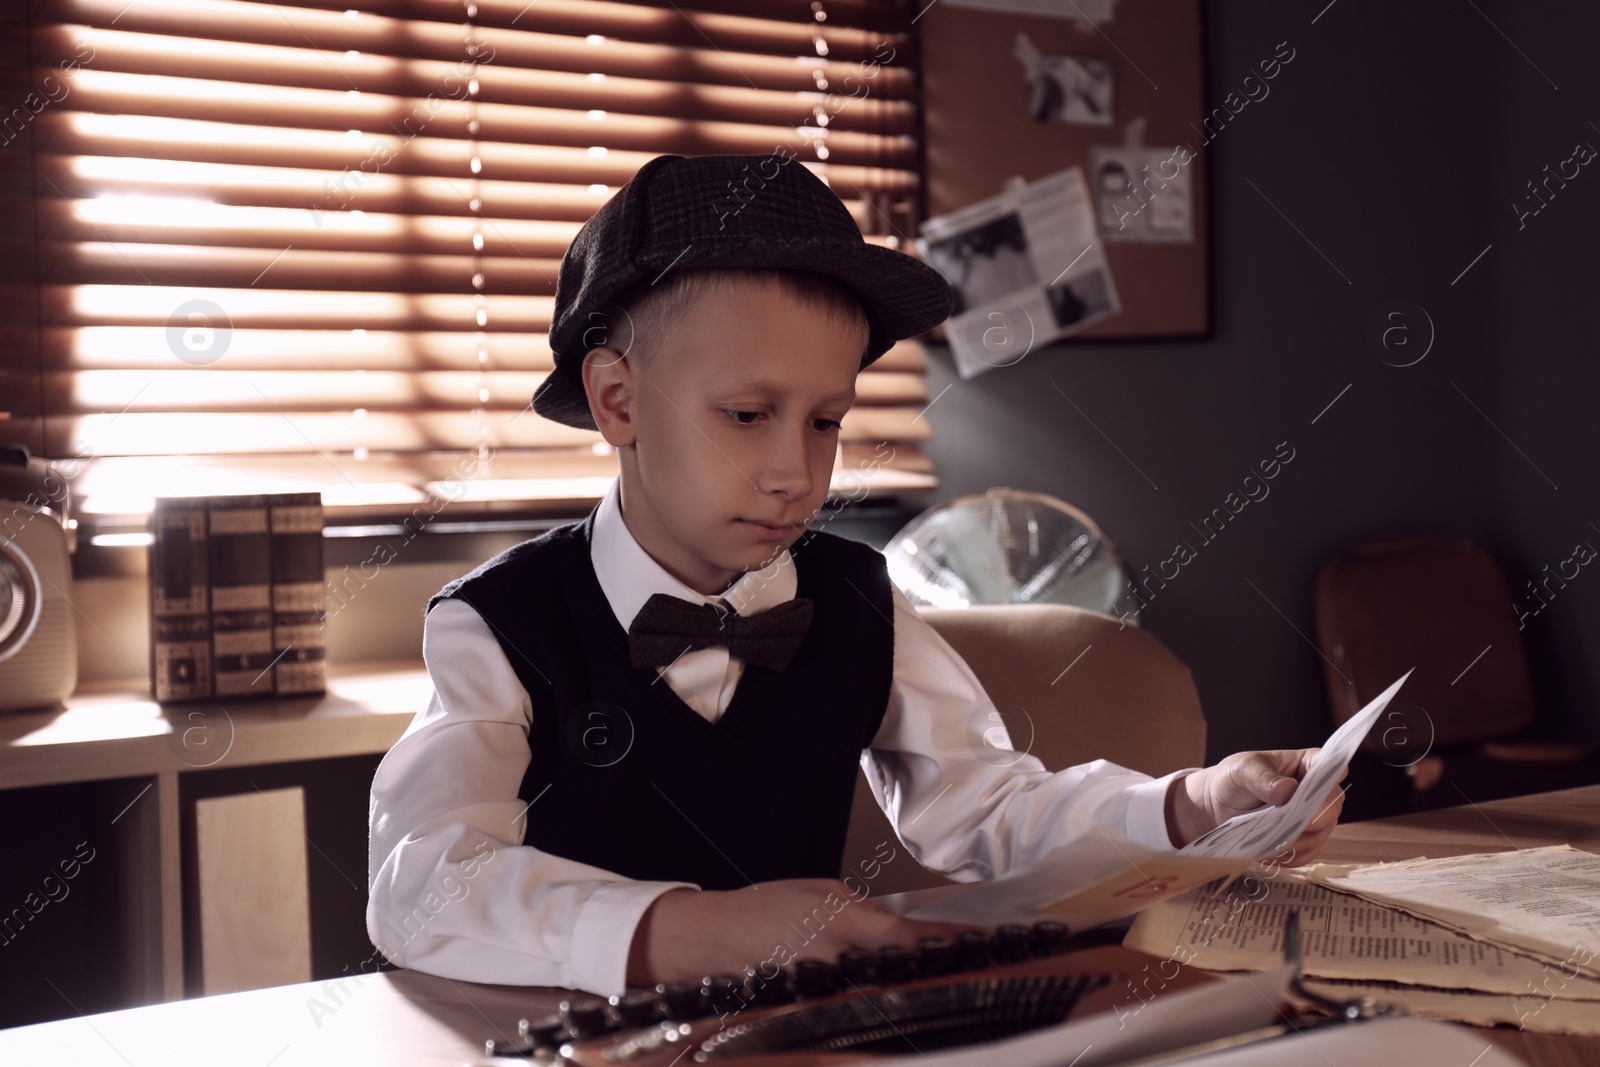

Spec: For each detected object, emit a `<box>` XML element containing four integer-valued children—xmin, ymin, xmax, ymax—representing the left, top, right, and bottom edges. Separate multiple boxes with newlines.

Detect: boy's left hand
<box><xmin>1164</xmin><ymin>748</ymin><xmax>1347</xmax><ymax>865</ymax></box>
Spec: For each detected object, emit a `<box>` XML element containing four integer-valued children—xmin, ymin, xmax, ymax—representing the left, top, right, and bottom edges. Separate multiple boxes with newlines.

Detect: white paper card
<box><xmin>1181</xmin><ymin>671</ymin><xmax>1413</xmax><ymax>859</ymax></box>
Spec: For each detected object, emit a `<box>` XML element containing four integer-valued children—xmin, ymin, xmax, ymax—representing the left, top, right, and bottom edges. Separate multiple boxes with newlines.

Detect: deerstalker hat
<box><xmin>533</xmin><ymin>152</ymin><xmax>955</xmax><ymax>430</ymax></box>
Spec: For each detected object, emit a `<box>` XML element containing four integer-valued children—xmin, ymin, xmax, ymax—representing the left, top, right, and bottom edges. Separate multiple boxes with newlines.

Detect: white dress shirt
<box><xmin>367</xmin><ymin>477</ymin><xmax>1190</xmax><ymax>996</ymax></box>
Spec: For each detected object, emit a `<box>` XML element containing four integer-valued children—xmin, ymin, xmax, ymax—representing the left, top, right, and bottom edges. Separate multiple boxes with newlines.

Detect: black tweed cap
<box><xmin>533</xmin><ymin>152</ymin><xmax>956</xmax><ymax>430</ymax></box>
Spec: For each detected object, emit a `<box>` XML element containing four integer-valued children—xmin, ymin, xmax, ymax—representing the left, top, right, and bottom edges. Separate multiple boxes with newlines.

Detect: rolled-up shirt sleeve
<box><xmin>862</xmin><ymin>584</ymin><xmax>1198</xmax><ymax>882</ymax></box>
<box><xmin>366</xmin><ymin>597</ymin><xmax>696</xmax><ymax>996</ymax></box>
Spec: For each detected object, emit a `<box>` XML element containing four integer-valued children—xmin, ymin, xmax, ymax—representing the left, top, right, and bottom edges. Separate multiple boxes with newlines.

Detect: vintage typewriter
<box><xmin>475</xmin><ymin>914</ymin><xmax>1521</xmax><ymax>1067</ymax></box>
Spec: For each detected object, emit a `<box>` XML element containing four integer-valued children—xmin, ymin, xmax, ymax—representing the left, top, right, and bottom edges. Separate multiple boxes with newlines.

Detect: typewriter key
<box><xmin>745</xmin><ymin>966</ymin><xmax>795</xmax><ymax>1006</ymax></box>
<box><xmin>955</xmin><ymin>930</ymin><xmax>994</xmax><ymax>970</ymax></box>
<box><xmin>917</xmin><ymin>937</ymin><xmax>955</xmax><ymax>978</ymax></box>
<box><xmin>878</xmin><ymin>944</ymin><xmax>918</xmax><ymax>984</ymax></box>
<box><xmin>793</xmin><ymin>958</ymin><xmax>841</xmax><ymax>999</ymax></box>
<box><xmin>1029</xmin><ymin>921</ymin><xmax>1069</xmax><ymax>957</ymax></box>
<box><xmin>703</xmin><ymin>975</ymin><xmax>746</xmax><ymax>1015</ymax></box>
<box><xmin>993</xmin><ymin>924</ymin><xmax>1032</xmax><ymax>963</ymax></box>
<box><xmin>657</xmin><ymin>981</ymin><xmax>710</xmax><ymax>1021</ymax></box>
<box><xmin>610</xmin><ymin>991</ymin><xmax>662</xmax><ymax>1029</ymax></box>
<box><xmin>526</xmin><ymin>1013</ymin><xmax>569</xmax><ymax>1047</ymax></box>
<box><xmin>837</xmin><ymin>948</ymin><xmax>879</xmax><ymax>986</ymax></box>
<box><xmin>560</xmin><ymin>997</ymin><xmax>610</xmax><ymax>1039</ymax></box>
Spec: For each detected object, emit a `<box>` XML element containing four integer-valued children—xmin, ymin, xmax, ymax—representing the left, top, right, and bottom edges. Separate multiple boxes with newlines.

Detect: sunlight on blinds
<box><xmin>25</xmin><ymin>0</ymin><xmax>936</xmax><ymax>521</ymax></box>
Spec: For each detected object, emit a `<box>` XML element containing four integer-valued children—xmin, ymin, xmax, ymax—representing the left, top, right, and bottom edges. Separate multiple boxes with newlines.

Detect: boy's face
<box><xmin>584</xmin><ymin>276</ymin><xmax>863</xmax><ymax>597</ymax></box>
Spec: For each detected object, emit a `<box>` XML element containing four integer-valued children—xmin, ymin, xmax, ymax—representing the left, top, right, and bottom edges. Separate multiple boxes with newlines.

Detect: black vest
<box><xmin>426</xmin><ymin>511</ymin><xmax>896</xmax><ymax>890</ymax></box>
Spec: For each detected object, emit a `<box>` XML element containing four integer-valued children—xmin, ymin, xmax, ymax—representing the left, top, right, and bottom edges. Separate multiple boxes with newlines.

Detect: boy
<box><xmin>366</xmin><ymin>153</ymin><xmax>1344</xmax><ymax>997</ymax></box>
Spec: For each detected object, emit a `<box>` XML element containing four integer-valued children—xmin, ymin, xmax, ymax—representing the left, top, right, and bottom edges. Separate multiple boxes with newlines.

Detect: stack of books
<box><xmin>148</xmin><ymin>492</ymin><xmax>326</xmax><ymax>702</ymax></box>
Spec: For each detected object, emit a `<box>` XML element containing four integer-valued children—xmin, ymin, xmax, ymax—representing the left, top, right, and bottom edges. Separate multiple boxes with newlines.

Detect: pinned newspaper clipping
<box><xmin>916</xmin><ymin>166</ymin><xmax>1121</xmax><ymax>379</ymax></box>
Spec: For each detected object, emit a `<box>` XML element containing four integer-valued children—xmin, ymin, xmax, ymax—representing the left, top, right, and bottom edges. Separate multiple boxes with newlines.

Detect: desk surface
<box><xmin>2</xmin><ymin>785</ymin><xmax>1597</xmax><ymax>1067</ymax></box>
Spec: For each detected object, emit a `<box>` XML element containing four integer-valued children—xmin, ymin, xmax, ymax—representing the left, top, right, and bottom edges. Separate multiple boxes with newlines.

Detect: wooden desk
<box><xmin>1</xmin><ymin>786</ymin><xmax>1596</xmax><ymax>1066</ymax></box>
<box><xmin>1317</xmin><ymin>784</ymin><xmax>1600</xmax><ymax>866</ymax></box>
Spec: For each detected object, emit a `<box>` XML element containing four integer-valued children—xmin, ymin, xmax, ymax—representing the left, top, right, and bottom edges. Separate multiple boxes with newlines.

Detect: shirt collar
<box><xmin>590</xmin><ymin>476</ymin><xmax>797</xmax><ymax>631</ymax></box>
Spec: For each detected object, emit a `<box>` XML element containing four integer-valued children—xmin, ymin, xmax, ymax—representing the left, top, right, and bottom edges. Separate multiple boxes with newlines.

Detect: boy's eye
<box><xmin>723</xmin><ymin>410</ymin><xmax>842</xmax><ymax>431</ymax></box>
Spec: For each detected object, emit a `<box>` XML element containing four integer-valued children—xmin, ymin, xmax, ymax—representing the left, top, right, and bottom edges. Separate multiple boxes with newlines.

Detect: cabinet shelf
<box><xmin>0</xmin><ymin>662</ymin><xmax>430</xmax><ymax>1024</ymax></box>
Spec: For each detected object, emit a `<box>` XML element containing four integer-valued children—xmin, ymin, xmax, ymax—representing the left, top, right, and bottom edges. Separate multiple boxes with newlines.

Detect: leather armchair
<box><xmin>839</xmin><ymin>604</ymin><xmax>1207</xmax><ymax>895</ymax></box>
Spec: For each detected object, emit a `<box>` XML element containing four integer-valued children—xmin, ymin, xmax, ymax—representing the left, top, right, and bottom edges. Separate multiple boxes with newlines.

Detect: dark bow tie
<box><xmin>627</xmin><ymin>593</ymin><xmax>815</xmax><ymax>672</ymax></box>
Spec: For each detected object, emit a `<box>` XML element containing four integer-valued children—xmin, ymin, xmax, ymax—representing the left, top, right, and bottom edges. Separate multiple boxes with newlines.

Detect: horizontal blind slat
<box><xmin>39</xmin><ymin>240</ymin><xmax>569</xmax><ymax>291</ymax></box>
<box><xmin>38</xmin><ymin>166</ymin><xmax>890</xmax><ymax>233</ymax></box>
<box><xmin>38</xmin><ymin>114</ymin><xmax>917</xmax><ymax>191</ymax></box>
<box><xmin>35</xmin><ymin>155</ymin><xmax>642</xmax><ymax>220</ymax></box>
<box><xmin>44</xmin><ymin>326</ymin><xmax>561</xmax><ymax>370</ymax></box>
<box><xmin>41</xmin><ymin>0</ymin><xmax>914</xmax><ymax>77</ymax></box>
<box><xmin>60</xmin><ymin>405</ymin><xmax>930</xmax><ymax>456</ymax></box>
<box><xmin>244</xmin><ymin>0</ymin><xmax>915</xmax><ymax>37</ymax></box>
<box><xmin>39</xmin><ymin>226</ymin><xmax>917</xmax><ymax>297</ymax></box>
<box><xmin>34</xmin><ymin>28</ymin><xmax>917</xmax><ymax>117</ymax></box>
<box><xmin>40</xmin><ymin>283</ymin><xmax>557</xmax><ymax>329</ymax></box>
<box><xmin>45</xmin><ymin>368</ymin><xmax>927</xmax><ymax>413</ymax></box>
<box><xmin>40</xmin><ymin>326</ymin><xmax>930</xmax><ymax>374</ymax></box>
<box><xmin>45</xmin><ymin>84</ymin><xmax>916</xmax><ymax>168</ymax></box>
<box><xmin>38</xmin><ymin>194</ymin><xmax>894</xmax><ymax>259</ymax></box>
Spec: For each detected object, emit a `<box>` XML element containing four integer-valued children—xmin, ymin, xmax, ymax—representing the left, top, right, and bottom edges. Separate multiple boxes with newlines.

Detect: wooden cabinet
<box><xmin>0</xmin><ymin>664</ymin><xmax>424</xmax><ymax>1027</ymax></box>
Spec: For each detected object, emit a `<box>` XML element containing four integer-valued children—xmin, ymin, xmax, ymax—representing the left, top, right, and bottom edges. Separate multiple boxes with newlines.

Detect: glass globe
<box><xmin>884</xmin><ymin>488</ymin><xmax>1138</xmax><ymax>623</ymax></box>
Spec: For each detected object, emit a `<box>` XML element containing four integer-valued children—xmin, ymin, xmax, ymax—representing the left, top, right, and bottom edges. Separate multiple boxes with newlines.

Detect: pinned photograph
<box><xmin>1015</xmin><ymin>34</ymin><xmax>1114</xmax><ymax>127</ymax></box>
<box><xmin>1090</xmin><ymin>143</ymin><xmax>1194</xmax><ymax>242</ymax></box>
<box><xmin>1094</xmin><ymin>154</ymin><xmax>1140</xmax><ymax>231</ymax></box>
<box><xmin>1047</xmin><ymin>268</ymin><xmax>1116</xmax><ymax>330</ymax></box>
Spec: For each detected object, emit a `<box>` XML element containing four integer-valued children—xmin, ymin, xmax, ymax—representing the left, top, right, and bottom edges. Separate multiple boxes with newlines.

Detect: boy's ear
<box><xmin>581</xmin><ymin>346</ymin><xmax>637</xmax><ymax>446</ymax></box>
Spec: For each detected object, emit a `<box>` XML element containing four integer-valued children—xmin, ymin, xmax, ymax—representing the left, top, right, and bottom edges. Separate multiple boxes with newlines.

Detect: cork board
<box><xmin>919</xmin><ymin>0</ymin><xmax>1210</xmax><ymax>340</ymax></box>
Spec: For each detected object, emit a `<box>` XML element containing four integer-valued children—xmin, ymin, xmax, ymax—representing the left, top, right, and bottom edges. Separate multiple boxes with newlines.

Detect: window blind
<box><xmin>15</xmin><ymin>0</ymin><xmax>937</xmax><ymax>524</ymax></box>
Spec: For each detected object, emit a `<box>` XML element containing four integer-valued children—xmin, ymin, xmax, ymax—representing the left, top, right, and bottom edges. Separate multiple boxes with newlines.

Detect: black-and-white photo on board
<box><xmin>1015</xmin><ymin>34</ymin><xmax>1114</xmax><ymax>126</ymax></box>
<box><xmin>921</xmin><ymin>212</ymin><xmax>1037</xmax><ymax>317</ymax></box>
<box><xmin>1047</xmin><ymin>268</ymin><xmax>1116</xmax><ymax>329</ymax></box>
<box><xmin>1029</xmin><ymin>55</ymin><xmax>1114</xmax><ymax>125</ymax></box>
<box><xmin>1090</xmin><ymin>144</ymin><xmax>1195</xmax><ymax>242</ymax></box>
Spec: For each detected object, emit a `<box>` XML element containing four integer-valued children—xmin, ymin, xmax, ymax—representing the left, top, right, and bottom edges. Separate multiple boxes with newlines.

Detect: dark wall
<box><xmin>920</xmin><ymin>0</ymin><xmax>1599</xmax><ymax>760</ymax></box>
<box><xmin>1493</xmin><ymin>4</ymin><xmax>1600</xmax><ymax>745</ymax></box>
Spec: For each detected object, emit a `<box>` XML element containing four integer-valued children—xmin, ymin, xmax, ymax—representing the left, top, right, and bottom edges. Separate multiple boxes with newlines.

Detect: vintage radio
<box><xmin>0</xmin><ymin>444</ymin><xmax>77</xmax><ymax>712</ymax></box>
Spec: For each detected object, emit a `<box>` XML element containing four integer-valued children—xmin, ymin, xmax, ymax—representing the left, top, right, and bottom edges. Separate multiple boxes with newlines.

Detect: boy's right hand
<box><xmin>626</xmin><ymin>879</ymin><xmax>979</xmax><ymax>988</ymax></box>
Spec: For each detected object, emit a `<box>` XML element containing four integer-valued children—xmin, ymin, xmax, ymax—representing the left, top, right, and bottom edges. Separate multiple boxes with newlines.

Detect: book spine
<box><xmin>269</xmin><ymin>493</ymin><xmax>326</xmax><ymax>696</ymax></box>
<box><xmin>208</xmin><ymin>495</ymin><xmax>275</xmax><ymax>698</ymax></box>
<box><xmin>149</xmin><ymin>498</ymin><xmax>211</xmax><ymax>702</ymax></box>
